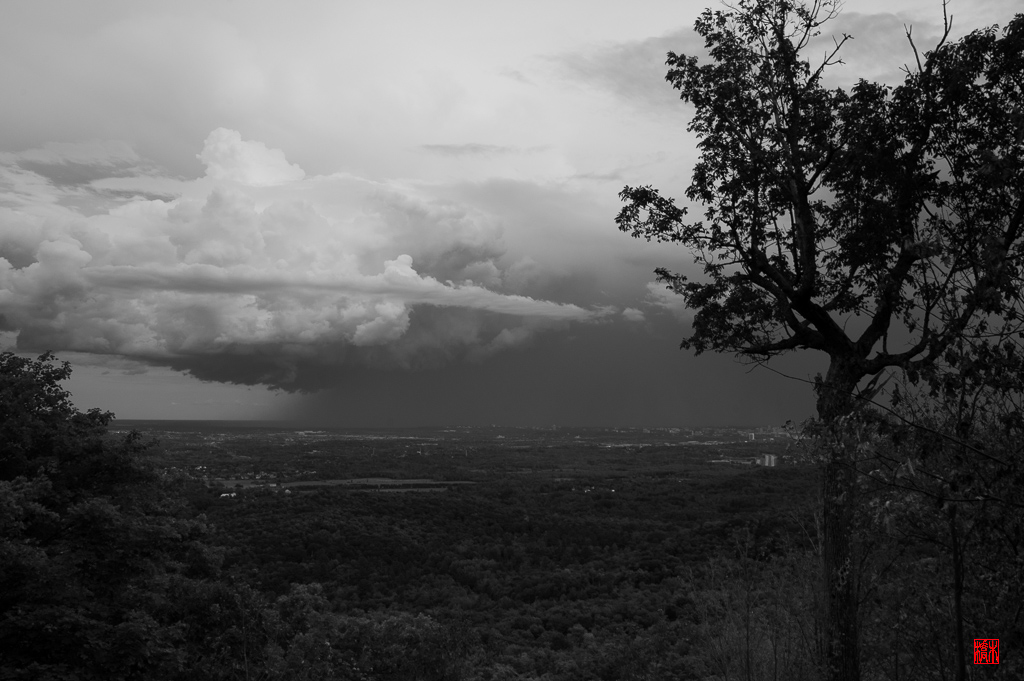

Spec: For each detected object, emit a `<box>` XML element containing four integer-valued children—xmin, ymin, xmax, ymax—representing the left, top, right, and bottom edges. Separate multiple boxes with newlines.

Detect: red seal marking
<box><xmin>973</xmin><ymin>639</ymin><xmax>999</xmax><ymax>665</ymax></box>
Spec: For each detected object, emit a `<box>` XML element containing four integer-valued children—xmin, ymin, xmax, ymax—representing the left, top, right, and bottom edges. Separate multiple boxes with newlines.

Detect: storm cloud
<box><xmin>0</xmin><ymin>130</ymin><xmax>611</xmax><ymax>391</ymax></box>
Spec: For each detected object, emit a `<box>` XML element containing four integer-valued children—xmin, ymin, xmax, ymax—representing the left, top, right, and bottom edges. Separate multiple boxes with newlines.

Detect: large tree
<box><xmin>616</xmin><ymin>1</ymin><xmax>1024</xmax><ymax>679</ymax></box>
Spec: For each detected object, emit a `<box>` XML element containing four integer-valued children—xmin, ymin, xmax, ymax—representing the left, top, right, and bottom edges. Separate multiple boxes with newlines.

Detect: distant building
<box><xmin>757</xmin><ymin>454</ymin><xmax>777</xmax><ymax>467</ymax></box>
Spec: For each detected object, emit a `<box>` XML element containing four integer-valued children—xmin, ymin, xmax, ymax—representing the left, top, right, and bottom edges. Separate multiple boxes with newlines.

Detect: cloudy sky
<box><xmin>1</xmin><ymin>0</ymin><xmax>1018</xmax><ymax>426</ymax></box>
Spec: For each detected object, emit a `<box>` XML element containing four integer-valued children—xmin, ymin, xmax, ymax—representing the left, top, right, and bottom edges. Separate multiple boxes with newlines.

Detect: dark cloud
<box><xmin>0</xmin><ymin>240</ymin><xmax>37</xmax><ymax>269</ymax></box>
<box><xmin>283</xmin><ymin>314</ymin><xmax>822</xmax><ymax>427</ymax></box>
<box><xmin>51</xmin><ymin>187</ymin><xmax>179</xmax><ymax>217</ymax></box>
<box><xmin>551</xmin><ymin>27</ymin><xmax>703</xmax><ymax>113</ymax></box>
<box><xmin>1</xmin><ymin>141</ymin><xmax>177</xmax><ymax>216</ymax></box>
<box><xmin>7</xmin><ymin>140</ymin><xmax>161</xmax><ymax>192</ymax></box>
<box><xmin>413</xmin><ymin>241</ymin><xmax>506</xmax><ymax>286</ymax></box>
<box><xmin>125</xmin><ymin>306</ymin><xmax>563</xmax><ymax>392</ymax></box>
<box><xmin>16</xmin><ymin>159</ymin><xmax>136</xmax><ymax>188</ymax></box>
<box><xmin>100</xmin><ymin>188</ymin><xmax>179</xmax><ymax>202</ymax></box>
<box><xmin>443</xmin><ymin>176</ymin><xmax>675</xmax><ymax>307</ymax></box>
<box><xmin>163</xmin><ymin>346</ymin><xmax>335</xmax><ymax>391</ymax></box>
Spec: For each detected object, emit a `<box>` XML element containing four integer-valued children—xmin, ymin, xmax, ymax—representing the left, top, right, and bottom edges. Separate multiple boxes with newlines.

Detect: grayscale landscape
<box><xmin>2</xmin><ymin>0</ymin><xmax>1022</xmax><ymax>679</ymax></box>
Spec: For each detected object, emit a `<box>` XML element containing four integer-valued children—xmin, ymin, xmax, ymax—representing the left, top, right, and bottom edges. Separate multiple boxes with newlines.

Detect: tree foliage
<box><xmin>0</xmin><ymin>352</ymin><xmax>217</xmax><ymax>680</ymax></box>
<box><xmin>0</xmin><ymin>352</ymin><xmax>114</xmax><ymax>482</ymax></box>
<box><xmin>858</xmin><ymin>379</ymin><xmax>1024</xmax><ymax>681</ymax></box>
<box><xmin>618</xmin><ymin>0</ymin><xmax>1024</xmax><ymax>400</ymax></box>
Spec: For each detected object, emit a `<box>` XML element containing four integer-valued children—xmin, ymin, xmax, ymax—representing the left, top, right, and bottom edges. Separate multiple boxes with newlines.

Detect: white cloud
<box><xmin>622</xmin><ymin>307</ymin><xmax>645</xmax><ymax>322</ymax></box>
<box><xmin>198</xmin><ymin>128</ymin><xmax>305</xmax><ymax>186</ymax></box>
<box><xmin>351</xmin><ymin>300</ymin><xmax>411</xmax><ymax>345</ymax></box>
<box><xmin>643</xmin><ymin>280</ymin><xmax>689</xmax><ymax>319</ymax></box>
<box><xmin>0</xmin><ymin>130</ymin><xmax>612</xmax><ymax>389</ymax></box>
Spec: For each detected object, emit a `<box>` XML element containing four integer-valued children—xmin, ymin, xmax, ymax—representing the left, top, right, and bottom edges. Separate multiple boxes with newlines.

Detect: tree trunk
<box><xmin>817</xmin><ymin>357</ymin><xmax>862</xmax><ymax>681</ymax></box>
<box><xmin>823</xmin><ymin>455</ymin><xmax>859</xmax><ymax>681</ymax></box>
<box><xmin>949</xmin><ymin>505</ymin><xmax>966</xmax><ymax>681</ymax></box>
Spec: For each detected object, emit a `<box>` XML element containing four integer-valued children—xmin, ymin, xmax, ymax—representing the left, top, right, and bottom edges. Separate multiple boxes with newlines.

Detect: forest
<box><xmin>1</xmin><ymin>351</ymin><xmax>1021</xmax><ymax>680</ymax></box>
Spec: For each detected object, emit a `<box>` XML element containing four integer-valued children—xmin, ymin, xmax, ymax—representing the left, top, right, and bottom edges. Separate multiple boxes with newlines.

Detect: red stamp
<box><xmin>974</xmin><ymin>639</ymin><xmax>999</xmax><ymax>665</ymax></box>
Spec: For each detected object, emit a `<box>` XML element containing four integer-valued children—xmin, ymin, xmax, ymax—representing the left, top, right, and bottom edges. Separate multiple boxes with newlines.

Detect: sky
<box><xmin>1</xmin><ymin>0</ymin><xmax>1019</xmax><ymax>427</ymax></box>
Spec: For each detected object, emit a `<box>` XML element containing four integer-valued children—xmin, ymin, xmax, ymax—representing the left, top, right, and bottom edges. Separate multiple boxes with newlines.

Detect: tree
<box><xmin>616</xmin><ymin>2</ymin><xmax>1024</xmax><ymax>679</ymax></box>
<box><xmin>0</xmin><ymin>351</ymin><xmax>113</xmax><ymax>482</ymax></box>
<box><xmin>0</xmin><ymin>352</ymin><xmax>218</xmax><ymax>680</ymax></box>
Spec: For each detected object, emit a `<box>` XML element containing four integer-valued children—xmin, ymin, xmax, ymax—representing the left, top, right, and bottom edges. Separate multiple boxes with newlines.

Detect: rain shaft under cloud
<box><xmin>0</xmin><ymin>129</ymin><xmax>609</xmax><ymax>391</ymax></box>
